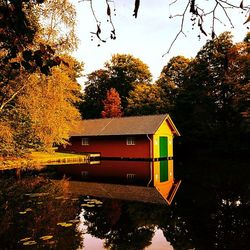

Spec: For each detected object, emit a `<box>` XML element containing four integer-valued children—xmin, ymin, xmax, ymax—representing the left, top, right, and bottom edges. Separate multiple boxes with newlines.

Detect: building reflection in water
<box><xmin>52</xmin><ymin>159</ymin><xmax>181</xmax><ymax>205</ymax></box>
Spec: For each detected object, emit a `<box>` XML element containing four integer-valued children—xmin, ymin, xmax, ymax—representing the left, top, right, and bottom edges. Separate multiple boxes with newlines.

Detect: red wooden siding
<box><xmin>56</xmin><ymin>160</ymin><xmax>151</xmax><ymax>185</ymax></box>
<box><xmin>65</xmin><ymin>135</ymin><xmax>151</xmax><ymax>158</ymax></box>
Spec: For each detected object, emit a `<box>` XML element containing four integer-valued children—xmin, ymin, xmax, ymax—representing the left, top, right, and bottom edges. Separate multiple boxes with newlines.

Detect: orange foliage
<box><xmin>101</xmin><ymin>88</ymin><xmax>123</xmax><ymax>118</ymax></box>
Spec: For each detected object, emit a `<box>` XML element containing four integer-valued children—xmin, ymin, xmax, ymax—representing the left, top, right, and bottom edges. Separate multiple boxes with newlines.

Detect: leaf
<box><xmin>198</xmin><ymin>23</ymin><xmax>207</xmax><ymax>36</ymax></box>
<box><xmin>19</xmin><ymin>237</ymin><xmax>32</xmax><ymax>242</ymax></box>
<box><xmin>133</xmin><ymin>0</ymin><xmax>140</xmax><ymax>18</ymax></box>
<box><xmin>11</xmin><ymin>62</ymin><xmax>20</xmax><ymax>69</ymax></box>
<box><xmin>40</xmin><ymin>235</ymin><xmax>53</xmax><ymax>241</ymax></box>
<box><xmin>107</xmin><ymin>4</ymin><xmax>111</xmax><ymax>16</ymax></box>
<box><xmin>46</xmin><ymin>45</ymin><xmax>54</xmax><ymax>55</ymax></box>
<box><xmin>55</xmin><ymin>196</ymin><xmax>64</xmax><ymax>200</ymax></box>
<box><xmin>40</xmin><ymin>44</ymin><xmax>46</xmax><ymax>53</ymax></box>
<box><xmin>97</xmin><ymin>24</ymin><xmax>101</xmax><ymax>35</ymax></box>
<box><xmin>243</xmin><ymin>13</ymin><xmax>250</xmax><ymax>24</ymax></box>
<box><xmin>57</xmin><ymin>222</ymin><xmax>73</xmax><ymax>227</ymax></box>
<box><xmin>240</xmin><ymin>0</ymin><xmax>244</xmax><ymax>9</ymax></box>
<box><xmin>81</xmin><ymin>203</ymin><xmax>95</xmax><ymax>207</ymax></box>
<box><xmin>212</xmin><ymin>30</ymin><xmax>216</xmax><ymax>39</ymax></box>
<box><xmin>19</xmin><ymin>211</ymin><xmax>27</xmax><ymax>215</ymax></box>
<box><xmin>22</xmin><ymin>50</ymin><xmax>32</xmax><ymax>62</ymax></box>
<box><xmin>190</xmin><ymin>0</ymin><xmax>196</xmax><ymax>14</ymax></box>
<box><xmin>26</xmin><ymin>192</ymin><xmax>49</xmax><ymax>198</ymax></box>
<box><xmin>23</xmin><ymin>240</ymin><xmax>37</xmax><ymax>246</ymax></box>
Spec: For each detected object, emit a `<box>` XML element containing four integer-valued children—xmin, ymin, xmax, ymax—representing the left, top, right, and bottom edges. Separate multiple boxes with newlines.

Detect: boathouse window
<box><xmin>81</xmin><ymin>138</ymin><xmax>89</xmax><ymax>146</ymax></box>
<box><xmin>126</xmin><ymin>137</ymin><xmax>136</xmax><ymax>145</ymax></box>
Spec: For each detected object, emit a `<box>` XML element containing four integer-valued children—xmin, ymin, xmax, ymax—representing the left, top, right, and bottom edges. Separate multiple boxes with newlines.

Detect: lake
<box><xmin>0</xmin><ymin>154</ymin><xmax>249</xmax><ymax>249</ymax></box>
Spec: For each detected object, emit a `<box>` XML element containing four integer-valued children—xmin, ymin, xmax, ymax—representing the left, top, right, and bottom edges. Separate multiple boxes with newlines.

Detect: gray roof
<box><xmin>70</xmin><ymin>114</ymin><xmax>180</xmax><ymax>137</ymax></box>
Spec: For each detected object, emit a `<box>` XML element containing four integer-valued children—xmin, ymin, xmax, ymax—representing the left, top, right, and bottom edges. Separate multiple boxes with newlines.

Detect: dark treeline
<box><xmin>79</xmin><ymin>32</ymin><xmax>250</xmax><ymax>153</ymax></box>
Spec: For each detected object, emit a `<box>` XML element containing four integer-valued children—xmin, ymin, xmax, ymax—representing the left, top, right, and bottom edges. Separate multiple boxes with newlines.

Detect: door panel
<box><xmin>159</xmin><ymin>137</ymin><xmax>168</xmax><ymax>182</ymax></box>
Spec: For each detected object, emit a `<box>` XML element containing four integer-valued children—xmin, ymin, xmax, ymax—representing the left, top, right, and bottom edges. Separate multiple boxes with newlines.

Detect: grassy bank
<box><xmin>0</xmin><ymin>151</ymin><xmax>89</xmax><ymax>170</ymax></box>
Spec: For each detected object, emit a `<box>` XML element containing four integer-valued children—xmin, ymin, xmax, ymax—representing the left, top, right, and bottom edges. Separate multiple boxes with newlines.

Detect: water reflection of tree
<box><xmin>0</xmin><ymin>175</ymin><xmax>82</xmax><ymax>249</ymax></box>
<box><xmin>83</xmin><ymin>200</ymin><xmax>161</xmax><ymax>250</ymax></box>
<box><xmin>168</xmin><ymin>154</ymin><xmax>250</xmax><ymax>250</ymax></box>
<box><xmin>82</xmin><ymin>155</ymin><xmax>250</xmax><ymax>250</ymax></box>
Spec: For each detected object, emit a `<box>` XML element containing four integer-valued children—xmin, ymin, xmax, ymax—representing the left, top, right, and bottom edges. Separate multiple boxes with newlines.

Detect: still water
<box><xmin>0</xmin><ymin>155</ymin><xmax>249</xmax><ymax>250</ymax></box>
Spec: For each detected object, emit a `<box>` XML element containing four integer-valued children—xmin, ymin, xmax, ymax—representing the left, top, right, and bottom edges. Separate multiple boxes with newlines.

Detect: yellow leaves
<box><xmin>22</xmin><ymin>240</ymin><xmax>37</xmax><ymax>246</ymax></box>
<box><xmin>19</xmin><ymin>237</ymin><xmax>32</xmax><ymax>242</ymax></box>
<box><xmin>0</xmin><ymin>122</ymin><xmax>13</xmax><ymax>143</ymax></box>
<box><xmin>81</xmin><ymin>198</ymin><xmax>103</xmax><ymax>208</ymax></box>
<box><xmin>18</xmin><ymin>208</ymin><xmax>33</xmax><ymax>215</ymax></box>
<box><xmin>19</xmin><ymin>235</ymin><xmax>53</xmax><ymax>246</ymax></box>
<box><xmin>17</xmin><ymin>63</ymin><xmax>81</xmax><ymax>149</ymax></box>
<box><xmin>57</xmin><ymin>222</ymin><xmax>73</xmax><ymax>227</ymax></box>
<box><xmin>40</xmin><ymin>235</ymin><xmax>53</xmax><ymax>241</ymax></box>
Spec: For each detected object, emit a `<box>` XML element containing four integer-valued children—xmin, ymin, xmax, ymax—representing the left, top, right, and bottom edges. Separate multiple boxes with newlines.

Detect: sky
<box><xmin>72</xmin><ymin>0</ymin><xmax>249</xmax><ymax>85</ymax></box>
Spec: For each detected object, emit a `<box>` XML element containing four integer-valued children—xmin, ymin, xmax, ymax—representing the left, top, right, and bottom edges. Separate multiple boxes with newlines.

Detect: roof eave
<box><xmin>166</xmin><ymin>115</ymin><xmax>181</xmax><ymax>136</ymax></box>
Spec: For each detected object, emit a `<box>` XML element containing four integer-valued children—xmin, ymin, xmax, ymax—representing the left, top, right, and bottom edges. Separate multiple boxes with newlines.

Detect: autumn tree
<box><xmin>126</xmin><ymin>84</ymin><xmax>166</xmax><ymax>116</ymax></box>
<box><xmin>0</xmin><ymin>0</ymin><xmax>62</xmax><ymax>84</ymax></box>
<box><xmin>80</xmin><ymin>54</ymin><xmax>152</xmax><ymax>118</ymax></box>
<box><xmin>34</xmin><ymin>0</ymin><xmax>78</xmax><ymax>52</ymax></box>
<box><xmin>0</xmin><ymin>1</ymin><xmax>82</xmax><ymax>156</ymax></box>
<box><xmin>101</xmin><ymin>88</ymin><xmax>123</xmax><ymax>118</ymax></box>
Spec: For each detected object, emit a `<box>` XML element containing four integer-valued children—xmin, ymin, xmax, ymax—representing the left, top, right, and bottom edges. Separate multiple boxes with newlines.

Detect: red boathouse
<box><xmin>62</xmin><ymin>114</ymin><xmax>181</xmax><ymax>204</ymax></box>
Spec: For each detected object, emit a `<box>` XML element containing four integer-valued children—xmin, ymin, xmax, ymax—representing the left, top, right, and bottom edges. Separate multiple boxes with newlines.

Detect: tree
<box><xmin>156</xmin><ymin>56</ymin><xmax>190</xmax><ymax>112</ymax></box>
<box><xmin>126</xmin><ymin>84</ymin><xmax>166</xmax><ymax>116</ymax></box>
<box><xmin>101</xmin><ymin>88</ymin><xmax>123</xmax><ymax>118</ymax></box>
<box><xmin>80</xmin><ymin>69</ymin><xmax>110</xmax><ymax>119</ymax></box>
<box><xmin>0</xmin><ymin>121</ymin><xmax>14</xmax><ymax>156</ymax></box>
<box><xmin>0</xmin><ymin>0</ymin><xmax>83</xmax><ymax>156</ymax></box>
<box><xmin>34</xmin><ymin>0</ymin><xmax>78</xmax><ymax>52</ymax></box>
<box><xmin>173</xmin><ymin>32</ymin><xmax>250</xmax><ymax>148</ymax></box>
<box><xmin>104</xmin><ymin>54</ymin><xmax>152</xmax><ymax>107</ymax></box>
<box><xmin>0</xmin><ymin>56</ymin><xmax>82</xmax><ymax>156</ymax></box>
<box><xmin>0</xmin><ymin>0</ymin><xmax>79</xmax><ymax>116</ymax></box>
<box><xmin>80</xmin><ymin>54</ymin><xmax>152</xmax><ymax>119</ymax></box>
<box><xmin>0</xmin><ymin>0</ymin><xmax>61</xmax><ymax>80</ymax></box>
<box><xmin>16</xmin><ymin>60</ymin><xmax>81</xmax><ymax>150</ymax></box>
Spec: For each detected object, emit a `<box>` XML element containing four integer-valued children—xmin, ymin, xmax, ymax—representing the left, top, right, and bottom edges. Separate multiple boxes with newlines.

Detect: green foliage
<box><xmin>105</xmin><ymin>54</ymin><xmax>152</xmax><ymax>107</ymax></box>
<box><xmin>156</xmin><ymin>56</ymin><xmax>190</xmax><ymax>112</ymax></box>
<box><xmin>126</xmin><ymin>84</ymin><xmax>167</xmax><ymax>116</ymax></box>
<box><xmin>172</xmin><ymin>32</ymin><xmax>250</xmax><ymax>148</ymax></box>
<box><xmin>80</xmin><ymin>54</ymin><xmax>152</xmax><ymax>119</ymax></box>
<box><xmin>80</xmin><ymin>69</ymin><xmax>110</xmax><ymax>119</ymax></box>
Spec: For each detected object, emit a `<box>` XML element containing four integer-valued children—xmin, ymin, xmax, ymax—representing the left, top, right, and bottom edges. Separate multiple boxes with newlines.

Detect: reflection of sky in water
<box><xmin>146</xmin><ymin>229</ymin><xmax>173</xmax><ymax>250</ymax></box>
<box><xmin>77</xmin><ymin>208</ymin><xmax>173</xmax><ymax>250</ymax></box>
<box><xmin>77</xmin><ymin>209</ymin><xmax>105</xmax><ymax>249</ymax></box>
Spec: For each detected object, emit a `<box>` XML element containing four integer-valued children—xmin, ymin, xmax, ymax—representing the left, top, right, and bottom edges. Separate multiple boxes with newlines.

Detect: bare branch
<box><xmin>162</xmin><ymin>1</ymin><xmax>189</xmax><ymax>57</ymax></box>
<box><xmin>217</xmin><ymin>1</ymin><xmax>235</xmax><ymax>28</ymax></box>
<box><xmin>166</xmin><ymin>0</ymin><xmax>249</xmax><ymax>53</ymax></box>
<box><xmin>80</xmin><ymin>0</ymin><xmax>250</xmax><ymax>53</ymax></box>
<box><xmin>105</xmin><ymin>0</ymin><xmax>116</xmax><ymax>40</ymax></box>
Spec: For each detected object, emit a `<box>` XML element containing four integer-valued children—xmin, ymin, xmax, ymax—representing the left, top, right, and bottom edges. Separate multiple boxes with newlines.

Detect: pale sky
<box><xmin>72</xmin><ymin>0</ymin><xmax>249</xmax><ymax>85</ymax></box>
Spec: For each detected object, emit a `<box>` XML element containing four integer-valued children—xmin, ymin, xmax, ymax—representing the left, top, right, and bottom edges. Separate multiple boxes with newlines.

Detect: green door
<box><xmin>159</xmin><ymin>137</ymin><xmax>168</xmax><ymax>182</ymax></box>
